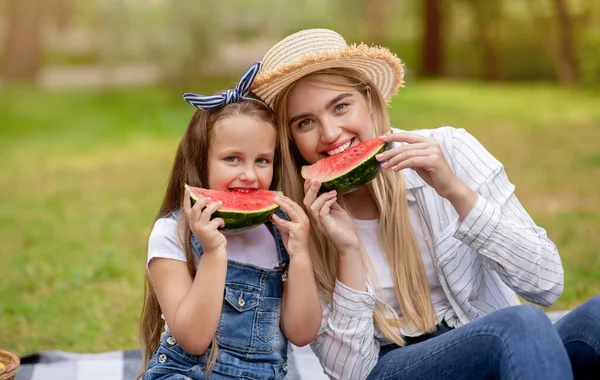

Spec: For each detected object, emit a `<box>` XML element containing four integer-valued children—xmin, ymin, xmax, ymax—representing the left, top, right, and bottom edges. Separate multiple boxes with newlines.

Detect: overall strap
<box><xmin>170</xmin><ymin>210</ymin><xmax>204</xmax><ymax>256</ymax></box>
<box><xmin>269</xmin><ymin>209</ymin><xmax>291</xmax><ymax>266</ymax></box>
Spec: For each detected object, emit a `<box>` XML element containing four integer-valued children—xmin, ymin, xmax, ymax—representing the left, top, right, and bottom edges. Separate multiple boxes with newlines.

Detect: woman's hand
<box><xmin>303</xmin><ymin>179</ymin><xmax>360</xmax><ymax>257</ymax></box>
<box><xmin>183</xmin><ymin>189</ymin><xmax>227</xmax><ymax>253</ymax></box>
<box><xmin>377</xmin><ymin>132</ymin><xmax>477</xmax><ymax>218</ymax></box>
<box><xmin>271</xmin><ymin>195</ymin><xmax>310</xmax><ymax>257</ymax></box>
<box><xmin>378</xmin><ymin>132</ymin><xmax>464</xmax><ymax>199</ymax></box>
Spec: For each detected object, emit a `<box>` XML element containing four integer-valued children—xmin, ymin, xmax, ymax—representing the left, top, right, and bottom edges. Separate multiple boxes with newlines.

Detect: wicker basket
<box><xmin>0</xmin><ymin>350</ymin><xmax>20</xmax><ymax>380</ymax></box>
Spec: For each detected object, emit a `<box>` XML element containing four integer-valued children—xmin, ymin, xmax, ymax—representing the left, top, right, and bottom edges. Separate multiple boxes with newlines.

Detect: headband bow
<box><xmin>183</xmin><ymin>62</ymin><xmax>262</xmax><ymax>111</ymax></box>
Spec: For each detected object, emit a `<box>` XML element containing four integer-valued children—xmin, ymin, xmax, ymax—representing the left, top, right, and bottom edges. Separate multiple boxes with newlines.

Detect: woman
<box><xmin>251</xmin><ymin>28</ymin><xmax>600</xmax><ymax>380</ymax></box>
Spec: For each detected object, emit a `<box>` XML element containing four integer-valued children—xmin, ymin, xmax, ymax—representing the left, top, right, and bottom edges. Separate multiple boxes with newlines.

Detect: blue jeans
<box><xmin>367</xmin><ymin>296</ymin><xmax>600</xmax><ymax>380</ymax></box>
<box><xmin>555</xmin><ymin>295</ymin><xmax>600</xmax><ymax>379</ymax></box>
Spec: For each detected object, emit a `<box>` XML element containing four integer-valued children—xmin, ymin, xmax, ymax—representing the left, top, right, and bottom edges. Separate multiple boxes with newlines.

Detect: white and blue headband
<box><xmin>182</xmin><ymin>62</ymin><xmax>267</xmax><ymax>111</ymax></box>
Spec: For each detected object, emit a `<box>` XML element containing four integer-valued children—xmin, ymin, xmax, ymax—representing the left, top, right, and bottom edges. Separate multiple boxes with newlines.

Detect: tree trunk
<box><xmin>1</xmin><ymin>0</ymin><xmax>44</xmax><ymax>82</ymax></box>
<box><xmin>527</xmin><ymin>0</ymin><xmax>577</xmax><ymax>86</ymax></box>
<box><xmin>469</xmin><ymin>0</ymin><xmax>501</xmax><ymax>81</ymax></box>
<box><xmin>420</xmin><ymin>0</ymin><xmax>444</xmax><ymax>77</ymax></box>
<box><xmin>367</xmin><ymin>0</ymin><xmax>389</xmax><ymax>45</ymax></box>
<box><xmin>51</xmin><ymin>0</ymin><xmax>76</xmax><ymax>32</ymax></box>
<box><xmin>552</xmin><ymin>0</ymin><xmax>577</xmax><ymax>85</ymax></box>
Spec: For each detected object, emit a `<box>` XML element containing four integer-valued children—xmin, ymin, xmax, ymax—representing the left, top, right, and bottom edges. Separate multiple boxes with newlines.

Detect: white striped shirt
<box><xmin>310</xmin><ymin>126</ymin><xmax>564</xmax><ymax>380</ymax></box>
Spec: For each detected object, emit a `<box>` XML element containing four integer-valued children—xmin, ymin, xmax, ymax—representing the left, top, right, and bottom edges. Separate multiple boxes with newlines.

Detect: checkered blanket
<box><xmin>14</xmin><ymin>345</ymin><xmax>310</xmax><ymax>380</ymax></box>
<box><xmin>15</xmin><ymin>350</ymin><xmax>144</xmax><ymax>380</ymax></box>
<box><xmin>14</xmin><ymin>311</ymin><xmax>569</xmax><ymax>380</ymax></box>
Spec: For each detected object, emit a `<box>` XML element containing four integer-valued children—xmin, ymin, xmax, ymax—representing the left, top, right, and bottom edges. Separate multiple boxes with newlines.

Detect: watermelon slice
<box><xmin>185</xmin><ymin>185</ymin><xmax>281</xmax><ymax>231</ymax></box>
<box><xmin>301</xmin><ymin>136</ymin><xmax>392</xmax><ymax>194</ymax></box>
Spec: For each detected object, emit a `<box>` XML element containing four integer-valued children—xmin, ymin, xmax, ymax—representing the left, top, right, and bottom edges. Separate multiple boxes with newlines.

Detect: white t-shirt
<box><xmin>147</xmin><ymin>218</ymin><xmax>281</xmax><ymax>269</ymax></box>
<box><xmin>353</xmin><ymin>202</ymin><xmax>453</xmax><ymax>323</ymax></box>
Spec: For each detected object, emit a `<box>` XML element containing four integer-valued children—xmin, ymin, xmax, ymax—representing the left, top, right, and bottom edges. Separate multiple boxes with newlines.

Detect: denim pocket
<box><xmin>217</xmin><ymin>284</ymin><xmax>262</xmax><ymax>352</ymax></box>
<box><xmin>224</xmin><ymin>285</ymin><xmax>260</xmax><ymax>312</ymax></box>
<box><xmin>256</xmin><ymin>297</ymin><xmax>281</xmax><ymax>343</ymax></box>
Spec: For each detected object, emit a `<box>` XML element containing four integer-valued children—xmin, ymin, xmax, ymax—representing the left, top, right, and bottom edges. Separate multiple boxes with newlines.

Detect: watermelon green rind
<box><xmin>301</xmin><ymin>140</ymin><xmax>392</xmax><ymax>194</ymax></box>
<box><xmin>184</xmin><ymin>185</ymin><xmax>281</xmax><ymax>231</ymax></box>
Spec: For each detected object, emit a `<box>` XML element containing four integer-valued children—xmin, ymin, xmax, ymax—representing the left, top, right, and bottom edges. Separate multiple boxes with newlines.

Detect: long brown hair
<box><xmin>138</xmin><ymin>97</ymin><xmax>279</xmax><ymax>378</ymax></box>
<box><xmin>273</xmin><ymin>68</ymin><xmax>436</xmax><ymax>346</ymax></box>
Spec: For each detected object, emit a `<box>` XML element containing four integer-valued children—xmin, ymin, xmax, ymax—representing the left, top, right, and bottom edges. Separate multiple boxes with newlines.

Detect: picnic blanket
<box><xmin>14</xmin><ymin>311</ymin><xmax>569</xmax><ymax>380</ymax></box>
<box><xmin>14</xmin><ymin>344</ymin><xmax>324</xmax><ymax>380</ymax></box>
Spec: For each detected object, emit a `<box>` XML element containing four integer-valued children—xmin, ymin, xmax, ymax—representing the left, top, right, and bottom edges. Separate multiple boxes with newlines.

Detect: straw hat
<box><xmin>252</xmin><ymin>28</ymin><xmax>404</xmax><ymax>108</ymax></box>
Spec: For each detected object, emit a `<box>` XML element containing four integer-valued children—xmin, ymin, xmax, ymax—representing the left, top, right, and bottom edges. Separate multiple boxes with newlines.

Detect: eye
<box><xmin>298</xmin><ymin>119</ymin><xmax>312</xmax><ymax>128</ymax></box>
<box><xmin>334</xmin><ymin>103</ymin><xmax>349</xmax><ymax>112</ymax></box>
<box><xmin>225</xmin><ymin>156</ymin><xmax>239</xmax><ymax>163</ymax></box>
<box><xmin>256</xmin><ymin>158</ymin><xmax>270</xmax><ymax>165</ymax></box>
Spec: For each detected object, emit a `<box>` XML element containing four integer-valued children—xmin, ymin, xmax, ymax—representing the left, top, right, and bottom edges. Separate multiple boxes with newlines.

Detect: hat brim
<box><xmin>252</xmin><ymin>43</ymin><xmax>404</xmax><ymax>108</ymax></box>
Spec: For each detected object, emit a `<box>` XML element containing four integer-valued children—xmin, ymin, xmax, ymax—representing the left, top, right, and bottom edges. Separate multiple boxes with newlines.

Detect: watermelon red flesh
<box><xmin>301</xmin><ymin>137</ymin><xmax>392</xmax><ymax>194</ymax></box>
<box><xmin>185</xmin><ymin>185</ymin><xmax>280</xmax><ymax>231</ymax></box>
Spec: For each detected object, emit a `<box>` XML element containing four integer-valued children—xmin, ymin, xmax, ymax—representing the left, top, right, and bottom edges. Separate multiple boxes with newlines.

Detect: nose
<box><xmin>239</xmin><ymin>164</ymin><xmax>257</xmax><ymax>183</ymax></box>
<box><xmin>320</xmin><ymin>118</ymin><xmax>342</xmax><ymax>144</ymax></box>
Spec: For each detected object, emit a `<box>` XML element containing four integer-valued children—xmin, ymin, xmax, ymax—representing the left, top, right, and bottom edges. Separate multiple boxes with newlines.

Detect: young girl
<box><xmin>139</xmin><ymin>63</ymin><xmax>322</xmax><ymax>380</ymax></box>
<box><xmin>251</xmin><ymin>29</ymin><xmax>600</xmax><ymax>379</ymax></box>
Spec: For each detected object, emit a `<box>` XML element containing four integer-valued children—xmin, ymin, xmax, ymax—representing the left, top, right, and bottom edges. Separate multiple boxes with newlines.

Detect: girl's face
<box><xmin>207</xmin><ymin>115</ymin><xmax>276</xmax><ymax>192</ymax></box>
<box><xmin>286</xmin><ymin>76</ymin><xmax>374</xmax><ymax>165</ymax></box>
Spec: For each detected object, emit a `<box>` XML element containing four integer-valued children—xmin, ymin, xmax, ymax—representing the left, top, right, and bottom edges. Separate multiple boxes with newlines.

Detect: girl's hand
<box><xmin>377</xmin><ymin>132</ymin><xmax>464</xmax><ymax>200</ymax></box>
<box><xmin>183</xmin><ymin>189</ymin><xmax>227</xmax><ymax>253</ymax></box>
<box><xmin>303</xmin><ymin>179</ymin><xmax>360</xmax><ymax>256</ymax></box>
<box><xmin>271</xmin><ymin>195</ymin><xmax>310</xmax><ymax>257</ymax></box>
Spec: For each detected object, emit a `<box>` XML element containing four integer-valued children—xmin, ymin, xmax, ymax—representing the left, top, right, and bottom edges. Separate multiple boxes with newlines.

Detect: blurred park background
<box><xmin>1</xmin><ymin>0</ymin><xmax>599</xmax><ymax>357</ymax></box>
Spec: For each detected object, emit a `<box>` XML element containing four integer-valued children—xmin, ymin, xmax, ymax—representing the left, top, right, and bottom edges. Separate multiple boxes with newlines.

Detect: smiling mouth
<box><xmin>228</xmin><ymin>188</ymin><xmax>257</xmax><ymax>193</ymax></box>
<box><xmin>324</xmin><ymin>138</ymin><xmax>355</xmax><ymax>156</ymax></box>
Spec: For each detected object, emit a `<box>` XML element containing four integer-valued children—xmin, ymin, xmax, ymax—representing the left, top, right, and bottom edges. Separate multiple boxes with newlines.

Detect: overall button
<box><xmin>158</xmin><ymin>354</ymin><xmax>167</xmax><ymax>364</ymax></box>
<box><xmin>282</xmin><ymin>362</ymin><xmax>288</xmax><ymax>372</ymax></box>
<box><xmin>166</xmin><ymin>336</ymin><xmax>176</xmax><ymax>346</ymax></box>
<box><xmin>237</xmin><ymin>298</ymin><xmax>246</xmax><ymax>307</ymax></box>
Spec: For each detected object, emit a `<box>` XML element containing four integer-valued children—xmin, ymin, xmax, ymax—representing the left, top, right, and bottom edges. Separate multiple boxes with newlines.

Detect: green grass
<box><xmin>1</xmin><ymin>81</ymin><xmax>599</xmax><ymax>356</ymax></box>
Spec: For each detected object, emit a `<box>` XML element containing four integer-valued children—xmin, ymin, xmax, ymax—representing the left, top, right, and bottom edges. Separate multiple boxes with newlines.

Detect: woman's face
<box><xmin>286</xmin><ymin>75</ymin><xmax>374</xmax><ymax>165</ymax></box>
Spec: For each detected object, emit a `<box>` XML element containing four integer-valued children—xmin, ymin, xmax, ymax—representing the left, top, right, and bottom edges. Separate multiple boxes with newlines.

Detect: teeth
<box><xmin>327</xmin><ymin>140</ymin><xmax>352</xmax><ymax>156</ymax></box>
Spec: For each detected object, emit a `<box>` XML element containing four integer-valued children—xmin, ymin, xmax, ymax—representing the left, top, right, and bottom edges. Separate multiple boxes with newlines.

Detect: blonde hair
<box><xmin>138</xmin><ymin>97</ymin><xmax>279</xmax><ymax>379</ymax></box>
<box><xmin>273</xmin><ymin>68</ymin><xmax>436</xmax><ymax>345</ymax></box>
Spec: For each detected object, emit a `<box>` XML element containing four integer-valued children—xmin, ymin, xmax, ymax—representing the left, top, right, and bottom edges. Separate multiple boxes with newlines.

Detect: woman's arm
<box><xmin>310</xmin><ymin>280</ymin><xmax>380</xmax><ymax>380</ymax></box>
<box><xmin>379</xmin><ymin>127</ymin><xmax>564</xmax><ymax>306</ymax></box>
<box><xmin>281</xmin><ymin>253</ymin><xmax>322</xmax><ymax>346</ymax></box>
<box><xmin>149</xmin><ymin>249</ymin><xmax>227</xmax><ymax>354</ymax></box>
<box><xmin>298</xmin><ymin>180</ymin><xmax>380</xmax><ymax>378</ymax></box>
<box><xmin>447</xmin><ymin>127</ymin><xmax>564</xmax><ymax>306</ymax></box>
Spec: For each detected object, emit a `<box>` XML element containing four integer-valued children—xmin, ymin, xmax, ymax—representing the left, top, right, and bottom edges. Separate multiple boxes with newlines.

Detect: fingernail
<box><xmin>376</xmin><ymin>154</ymin><xmax>383</xmax><ymax>160</ymax></box>
<box><xmin>381</xmin><ymin>162</ymin><xmax>388</xmax><ymax>168</ymax></box>
<box><xmin>379</xmin><ymin>134</ymin><xmax>387</xmax><ymax>140</ymax></box>
<box><xmin>275</xmin><ymin>195</ymin><xmax>281</xmax><ymax>201</ymax></box>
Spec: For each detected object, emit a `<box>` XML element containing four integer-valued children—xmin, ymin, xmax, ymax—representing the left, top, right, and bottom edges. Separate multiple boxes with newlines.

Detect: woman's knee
<box><xmin>576</xmin><ymin>295</ymin><xmax>600</xmax><ymax>317</ymax></box>
<box><xmin>492</xmin><ymin>305</ymin><xmax>554</xmax><ymax>337</ymax></box>
<box><xmin>556</xmin><ymin>295</ymin><xmax>600</xmax><ymax>339</ymax></box>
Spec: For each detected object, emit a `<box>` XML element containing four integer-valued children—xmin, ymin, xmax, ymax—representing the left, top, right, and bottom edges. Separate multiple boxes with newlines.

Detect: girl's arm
<box><xmin>271</xmin><ymin>196</ymin><xmax>321</xmax><ymax>346</ymax></box>
<box><xmin>148</xmin><ymin>249</ymin><xmax>227</xmax><ymax>354</ymax></box>
<box><xmin>280</xmin><ymin>253</ymin><xmax>321</xmax><ymax>346</ymax></box>
<box><xmin>149</xmin><ymin>191</ymin><xmax>229</xmax><ymax>355</ymax></box>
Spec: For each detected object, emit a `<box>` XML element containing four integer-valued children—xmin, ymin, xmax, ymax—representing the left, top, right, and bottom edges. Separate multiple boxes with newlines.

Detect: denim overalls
<box><xmin>144</xmin><ymin>210</ymin><xmax>290</xmax><ymax>380</ymax></box>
